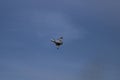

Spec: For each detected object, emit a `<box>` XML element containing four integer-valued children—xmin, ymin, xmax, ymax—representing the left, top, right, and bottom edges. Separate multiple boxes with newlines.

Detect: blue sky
<box><xmin>0</xmin><ymin>0</ymin><xmax>120</xmax><ymax>80</ymax></box>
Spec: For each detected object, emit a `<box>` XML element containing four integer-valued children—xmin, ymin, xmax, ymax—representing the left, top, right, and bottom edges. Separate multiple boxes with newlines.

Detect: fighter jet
<box><xmin>51</xmin><ymin>37</ymin><xmax>63</xmax><ymax>49</ymax></box>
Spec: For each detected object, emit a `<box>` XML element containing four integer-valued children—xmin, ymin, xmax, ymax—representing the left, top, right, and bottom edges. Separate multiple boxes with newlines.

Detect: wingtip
<box><xmin>51</xmin><ymin>39</ymin><xmax>54</xmax><ymax>42</ymax></box>
<box><xmin>60</xmin><ymin>37</ymin><xmax>63</xmax><ymax>39</ymax></box>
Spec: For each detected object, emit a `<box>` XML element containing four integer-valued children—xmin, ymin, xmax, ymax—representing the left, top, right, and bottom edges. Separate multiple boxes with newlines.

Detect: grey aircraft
<box><xmin>51</xmin><ymin>37</ymin><xmax>63</xmax><ymax>49</ymax></box>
